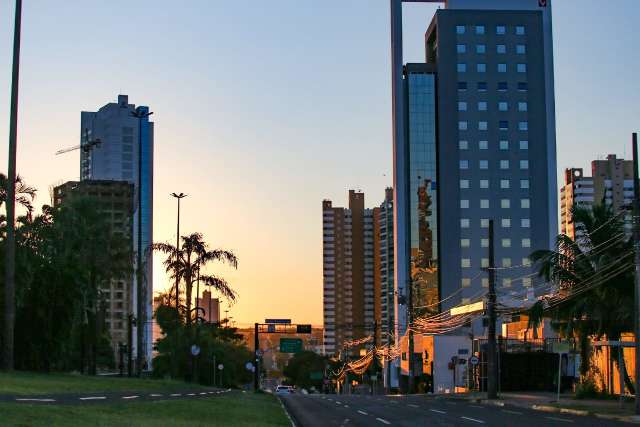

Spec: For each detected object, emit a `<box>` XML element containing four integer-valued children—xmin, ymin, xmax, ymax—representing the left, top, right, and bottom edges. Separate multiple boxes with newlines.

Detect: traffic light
<box><xmin>296</xmin><ymin>324</ymin><xmax>312</xmax><ymax>334</ymax></box>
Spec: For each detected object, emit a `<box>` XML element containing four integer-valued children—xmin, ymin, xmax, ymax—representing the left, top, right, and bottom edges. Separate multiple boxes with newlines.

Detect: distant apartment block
<box><xmin>374</xmin><ymin>188</ymin><xmax>394</xmax><ymax>346</ymax></box>
<box><xmin>196</xmin><ymin>290</ymin><xmax>221</xmax><ymax>323</ymax></box>
<box><xmin>561</xmin><ymin>155</ymin><xmax>634</xmax><ymax>240</ymax></box>
<box><xmin>53</xmin><ymin>180</ymin><xmax>134</xmax><ymax>356</ymax></box>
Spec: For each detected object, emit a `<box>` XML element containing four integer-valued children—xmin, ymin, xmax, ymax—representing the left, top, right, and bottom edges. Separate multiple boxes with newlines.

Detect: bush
<box><xmin>575</xmin><ymin>378</ymin><xmax>599</xmax><ymax>399</ymax></box>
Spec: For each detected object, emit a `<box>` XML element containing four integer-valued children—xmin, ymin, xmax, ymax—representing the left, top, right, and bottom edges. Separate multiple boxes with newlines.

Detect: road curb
<box><xmin>277</xmin><ymin>396</ymin><xmax>297</xmax><ymax>427</ymax></box>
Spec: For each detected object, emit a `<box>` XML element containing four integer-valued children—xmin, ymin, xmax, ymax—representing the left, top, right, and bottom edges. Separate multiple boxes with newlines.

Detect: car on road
<box><xmin>275</xmin><ymin>385</ymin><xmax>294</xmax><ymax>395</ymax></box>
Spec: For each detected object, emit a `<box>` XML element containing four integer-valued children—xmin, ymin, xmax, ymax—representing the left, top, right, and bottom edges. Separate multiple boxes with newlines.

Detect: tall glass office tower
<box><xmin>81</xmin><ymin>94</ymin><xmax>154</xmax><ymax>368</ymax></box>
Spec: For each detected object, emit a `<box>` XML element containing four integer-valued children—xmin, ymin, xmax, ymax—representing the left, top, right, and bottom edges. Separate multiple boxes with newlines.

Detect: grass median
<box><xmin>0</xmin><ymin>391</ymin><xmax>289</xmax><ymax>427</ymax></box>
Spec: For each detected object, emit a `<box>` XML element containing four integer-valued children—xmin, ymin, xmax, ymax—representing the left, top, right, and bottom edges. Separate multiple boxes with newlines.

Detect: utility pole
<box><xmin>487</xmin><ymin>219</ymin><xmax>498</xmax><ymax>399</ymax></box>
<box><xmin>254</xmin><ymin>323</ymin><xmax>260</xmax><ymax>391</ymax></box>
<box><xmin>632</xmin><ymin>132</ymin><xmax>640</xmax><ymax>415</ymax></box>
<box><xmin>408</xmin><ymin>282</ymin><xmax>414</xmax><ymax>393</ymax></box>
<box><xmin>171</xmin><ymin>192</ymin><xmax>186</xmax><ymax>379</ymax></box>
<box><xmin>3</xmin><ymin>0</ymin><xmax>22</xmax><ymax>372</ymax></box>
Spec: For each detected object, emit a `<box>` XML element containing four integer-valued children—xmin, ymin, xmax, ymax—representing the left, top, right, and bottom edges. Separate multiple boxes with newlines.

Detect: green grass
<box><xmin>0</xmin><ymin>371</ymin><xmax>208</xmax><ymax>395</ymax></box>
<box><xmin>0</xmin><ymin>392</ymin><xmax>289</xmax><ymax>427</ymax></box>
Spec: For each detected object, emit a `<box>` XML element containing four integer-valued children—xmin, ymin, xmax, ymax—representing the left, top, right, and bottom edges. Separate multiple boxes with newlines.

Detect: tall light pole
<box><xmin>171</xmin><ymin>193</ymin><xmax>187</xmax><ymax>314</ymax></box>
<box><xmin>131</xmin><ymin>108</ymin><xmax>153</xmax><ymax>376</ymax></box>
<box><xmin>3</xmin><ymin>0</ymin><xmax>22</xmax><ymax>371</ymax></box>
<box><xmin>631</xmin><ymin>132</ymin><xmax>640</xmax><ymax>415</ymax></box>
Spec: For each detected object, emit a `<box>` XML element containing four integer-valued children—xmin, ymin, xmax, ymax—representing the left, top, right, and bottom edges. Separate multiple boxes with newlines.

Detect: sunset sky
<box><xmin>0</xmin><ymin>0</ymin><xmax>638</xmax><ymax>326</ymax></box>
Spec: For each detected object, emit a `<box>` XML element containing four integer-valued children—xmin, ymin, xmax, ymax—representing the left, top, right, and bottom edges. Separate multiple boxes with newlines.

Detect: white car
<box><xmin>275</xmin><ymin>385</ymin><xmax>294</xmax><ymax>395</ymax></box>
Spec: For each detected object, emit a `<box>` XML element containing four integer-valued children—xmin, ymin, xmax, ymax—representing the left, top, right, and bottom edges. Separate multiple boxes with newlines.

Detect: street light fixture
<box><xmin>170</xmin><ymin>192</ymin><xmax>187</xmax><ymax>315</ymax></box>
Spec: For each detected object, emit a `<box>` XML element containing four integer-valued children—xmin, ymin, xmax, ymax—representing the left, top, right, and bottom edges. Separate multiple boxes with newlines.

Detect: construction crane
<box><xmin>55</xmin><ymin>128</ymin><xmax>102</xmax><ymax>155</ymax></box>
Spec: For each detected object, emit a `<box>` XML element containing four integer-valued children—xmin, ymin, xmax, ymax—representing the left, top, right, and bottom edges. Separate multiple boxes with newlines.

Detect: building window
<box><xmin>523</xmin><ymin>257</ymin><xmax>532</xmax><ymax>267</ymax></box>
<box><xmin>459</xmin><ymin>140</ymin><xmax>469</xmax><ymax>150</ymax></box>
<box><xmin>479</xmin><ymin>140</ymin><xmax>488</xmax><ymax>150</ymax></box>
<box><xmin>517</xmin><ymin>63</ymin><xmax>527</xmax><ymax>73</ymax></box>
<box><xmin>460</xmin><ymin>179</ymin><xmax>470</xmax><ymax>189</ymax></box>
<box><xmin>502</xmin><ymin>238</ymin><xmax>511</xmax><ymax>248</ymax></box>
<box><xmin>501</xmin><ymin>199</ymin><xmax>510</xmax><ymax>209</ymax></box>
<box><xmin>461</xmin><ymin>239</ymin><xmax>470</xmax><ymax>248</ymax></box>
<box><xmin>481</xmin><ymin>219</ymin><xmax>489</xmax><ymax>228</ymax></box>
<box><xmin>497</xmin><ymin>44</ymin><xmax>506</xmax><ymax>54</ymax></box>
<box><xmin>477</xmin><ymin>81</ymin><xmax>487</xmax><ymax>91</ymax></box>
<box><xmin>457</xmin><ymin>44</ymin><xmax>467</xmax><ymax>53</ymax></box>
<box><xmin>498</xmin><ymin>102</ymin><xmax>508</xmax><ymax>111</ymax></box>
<box><xmin>460</xmin><ymin>199</ymin><xmax>470</xmax><ymax>209</ymax></box>
<box><xmin>478</xmin><ymin>101</ymin><xmax>487</xmax><ymax>111</ymax></box>
<box><xmin>481</xmin><ymin>238</ymin><xmax>489</xmax><ymax>248</ymax></box>
<box><xmin>516</xmin><ymin>25</ymin><xmax>525</xmax><ymax>35</ymax></box>
<box><xmin>480</xmin><ymin>258</ymin><xmax>488</xmax><ymax>268</ymax></box>
<box><xmin>480</xmin><ymin>179</ymin><xmax>489</xmax><ymax>189</ymax></box>
<box><xmin>498</xmin><ymin>81</ymin><xmax>508</xmax><ymax>91</ymax></box>
<box><xmin>462</xmin><ymin>258</ymin><xmax>471</xmax><ymax>268</ymax></box>
<box><xmin>498</xmin><ymin>63</ymin><xmax>507</xmax><ymax>73</ymax></box>
<box><xmin>496</xmin><ymin>25</ymin><xmax>506</xmax><ymax>35</ymax></box>
<box><xmin>476</xmin><ymin>44</ymin><xmax>486</xmax><ymax>54</ymax></box>
<box><xmin>520</xmin><ymin>160</ymin><xmax>529</xmax><ymax>169</ymax></box>
<box><xmin>519</xmin><ymin>140</ymin><xmax>529</xmax><ymax>150</ymax></box>
<box><xmin>458</xmin><ymin>101</ymin><xmax>468</xmax><ymax>111</ymax></box>
<box><xmin>501</xmin><ymin>218</ymin><xmax>511</xmax><ymax>228</ymax></box>
<box><xmin>477</xmin><ymin>63</ymin><xmax>487</xmax><ymax>73</ymax></box>
<box><xmin>523</xmin><ymin>278</ymin><xmax>532</xmax><ymax>287</ymax></box>
<box><xmin>460</xmin><ymin>160</ymin><xmax>469</xmax><ymax>169</ymax></box>
<box><xmin>499</xmin><ymin>140</ymin><xmax>509</xmax><ymax>150</ymax></box>
<box><xmin>476</xmin><ymin>25</ymin><xmax>485</xmax><ymax>35</ymax></box>
<box><xmin>522</xmin><ymin>238</ymin><xmax>531</xmax><ymax>248</ymax></box>
<box><xmin>521</xmin><ymin>198</ymin><xmax>530</xmax><ymax>209</ymax></box>
<box><xmin>500</xmin><ymin>160</ymin><xmax>510</xmax><ymax>170</ymax></box>
<box><xmin>457</xmin><ymin>63</ymin><xmax>467</xmax><ymax>73</ymax></box>
<box><xmin>458</xmin><ymin>121</ymin><xmax>468</xmax><ymax>130</ymax></box>
<box><xmin>478</xmin><ymin>121</ymin><xmax>488</xmax><ymax>131</ymax></box>
<box><xmin>502</xmin><ymin>278</ymin><xmax>512</xmax><ymax>287</ymax></box>
<box><xmin>518</xmin><ymin>82</ymin><xmax>528</xmax><ymax>91</ymax></box>
<box><xmin>480</xmin><ymin>199</ymin><xmax>489</xmax><ymax>209</ymax></box>
<box><xmin>462</xmin><ymin>278</ymin><xmax>471</xmax><ymax>287</ymax></box>
<box><xmin>520</xmin><ymin>179</ymin><xmax>530</xmax><ymax>189</ymax></box>
<box><xmin>499</xmin><ymin>120</ymin><xmax>509</xmax><ymax>130</ymax></box>
<box><xmin>518</xmin><ymin>102</ymin><xmax>528</xmax><ymax>112</ymax></box>
<box><xmin>461</xmin><ymin>218</ymin><xmax>470</xmax><ymax>228</ymax></box>
<box><xmin>482</xmin><ymin>278</ymin><xmax>489</xmax><ymax>288</ymax></box>
<box><xmin>479</xmin><ymin>160</ymin><xmax>489</xmax><ymax>169</ymax></box>
<box><xmin>500</xmin><ymin>179</ymin><xmax>510</xmax><ymax>189</ymax></box>
<box><xmin>521</xmin><ymin>218</ymin><xmax>531</xmax><ymax>228</ymax></box>
<box><xmin>516</xmin><ymin>44</ymin><xmax>526</xmax><ymax>54</ymax></box>
<box><xmin>458</xmin><ymin>81</ymin><xmax>468</xmax><ymax>91</ymax></box>
<box><xmin>456</xmin><ymin>25</ymin><xmax>466</xmax><ymax>35</ymax></box>
<box><xmin>519</xmin><ymin>121</ymin><xmax>529</xmax><ymax>131</ymax></box>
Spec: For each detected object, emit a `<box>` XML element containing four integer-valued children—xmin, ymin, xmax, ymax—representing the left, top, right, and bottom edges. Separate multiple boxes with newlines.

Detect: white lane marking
<box><xmin>357</xmin><ymin>410</ymin><xmax>368</xmax><ymax>415</ymax></box>
<box><xmin>336</xmin><ymin>401</ymin><xmax>342</xmax><ymax>405</ymax></box>
<box><xmin>389</xmin><ymin>400</ymin><xmax>398</xmax><ymax>404</ymax></box>
<box><xmin>79</xmin><ymin>396</ymin><xmax>106</xmax><ymax>401</ymax></box>
<box><xmin>122</xmin><ymin>395</ymin><xmax>139</xmax><ymax>400</ymax></box>
<box><xmin>15</xmin><ymin>398</ymin><xmax>56</xmax><ymax>402</ymax></box>
<box><xmin>344</xmin><ymin>405</ymin><xmax>349</xmax><ymax>408</ymax></box>
<box><xmin>200</xmin><ymin>392</ymin><xmax>207</xmax><ymax>395</ymax></box>
<box><xmin>502</xmin><ymin>409</ymin><xmax>523</xmax><ymax>415</ymax></box>
<box><xmin>170</xmin><ymin>393</ymin><xmax>182</xmax><ymax>397</ymax></box>
<box><xmin>408</xmin><ymin>404</ymin><xmax>419</xmax><ymax>408</ymax></box>
<box><xmin>545</xmin><ymin>417</ymin><xmax>573</xmax><ymax>423</ymax></box>
<box><xmin>187</xmin><ymin>393</ymin><xmax>196</xmax><ymax>396</ymax></box>
<box><xmin>461</xmin><ymin>416</ymin><xmax>485</xmax><ymax>424</ymax></box>
<box><xmin>376</xmin><ymin>418</ymin><xmax>391</xmax><ymax>425</ymax></box>
<box><xmin>150</xmin><ymin>394</ymin><xmax>163</xmax><ymax>397</ymax></box>
<box><xmin>430</xmin><ymin>409</ymin><xmax>446</xmax><ymax>414</ymax></box>
<box><xmin>470</xmin><ymin>405</ymin><xmax>484</xmax><ymax>409</ymax></box>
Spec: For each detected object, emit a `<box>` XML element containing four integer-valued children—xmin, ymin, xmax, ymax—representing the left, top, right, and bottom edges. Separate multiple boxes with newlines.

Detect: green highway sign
<box><xmin>280</xmin><ymin>338</ymin><xmax>303</xmax><ymax>353</ymax></box>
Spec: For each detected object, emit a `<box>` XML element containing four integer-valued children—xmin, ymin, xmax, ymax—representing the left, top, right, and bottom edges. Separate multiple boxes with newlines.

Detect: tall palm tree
<box><xmin>0</xmin><ymin>173</ymin><xmax>36</xmax><ymax>216</ymax></box>
<box><xmin>528</xmin><ymin>202</ymin><xmax>635</xmax><ymax>391</ymax></box>
<box><xmin>153</xmin><ymin>232</ymin><xmax>237</xmax><ymax>325</ymax></box>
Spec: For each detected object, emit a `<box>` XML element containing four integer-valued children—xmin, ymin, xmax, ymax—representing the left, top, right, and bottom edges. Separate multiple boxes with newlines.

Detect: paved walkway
<box><xmin>0</xmin><ymin>388</ymin><xmax>232</xmax><ymax>405</ymax></box>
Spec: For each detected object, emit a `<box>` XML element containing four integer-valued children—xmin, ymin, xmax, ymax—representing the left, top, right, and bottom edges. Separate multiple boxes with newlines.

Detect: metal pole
<box><xmin>213</xmin><ymin>354</ymin><xmax>216</xmax><ymax>388</ymax></box>
<box><xmin>487</xmin><ymin>220</ymin><xmax>498</xmax><ymax>399</ymax></box>
<box><xmin>136</xmin><ymin>114</ymin><xmax>143</xmax><ymax>377</ymax></box>
<box><xmin>557</xmin><ymin>353</ymin><xmax>561</xmax><ymax>402</ymax></box>
<box><xmin>3</xmin><ymin>0</ymin><xmax>22</xmax><ymax>372</ymax></box>
<box><xmin>632</xmin><ymin>132</ymin><xmax>640</xmax><ymax>415</ymax></box>
<box><xmin>254</xmin><ymin>322</ymin><xmax>260</xmax><ymax>391</ymax></box>
<box><xmin>619</xmin><ymin>345</ymin><xmax>624</xmax><ymax>408</ymax></box>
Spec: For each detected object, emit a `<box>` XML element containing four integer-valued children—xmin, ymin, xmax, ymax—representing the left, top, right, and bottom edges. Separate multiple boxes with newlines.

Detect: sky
<box><xmin>0</xmin><ymin>0</ymin><xmax>638</xmax><ymax>326</ymax></box>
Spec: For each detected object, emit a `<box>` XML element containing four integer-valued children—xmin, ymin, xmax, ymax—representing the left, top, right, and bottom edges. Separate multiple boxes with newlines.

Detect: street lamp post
<box><xmin>131</xmin><ymin>108</ymin><xmax>153</xmax><ymax>376</ymax></box>
<box><xmin>171</xmin><ymin>192</ymin><xmax>186</xmax><ymax>378</ymax></box>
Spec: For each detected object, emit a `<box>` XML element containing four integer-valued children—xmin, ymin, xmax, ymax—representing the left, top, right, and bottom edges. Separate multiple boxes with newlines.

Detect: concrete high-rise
<box><xmin>80</xmin><ymin>94</ymin><xmax>154</xmax><ymax>368</ymax></box>
<box><xmin>374</xmin><ymin>188</ymin><xmax>395</xmax><ymax>346</ymax></box>
<box><xmin>53</xmin><ymin>180</ymin><xmax>134</xmax><ymax>357</ymax></box>
<box><xmin>561</xmin><ymin>155</ymin><xmax>634</xmax><ymax>240</ymax></box>
<box><xmin>391</xmin><ymin>0</ymin><xmax>557</xmax><ymax>386</ymax></box>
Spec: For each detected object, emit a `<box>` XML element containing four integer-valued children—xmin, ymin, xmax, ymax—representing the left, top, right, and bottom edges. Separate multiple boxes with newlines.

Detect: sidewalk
<box><xmin>448</xmin><ymin>391</ymin><xmax>640</xmax><ymax>424</ymax></box>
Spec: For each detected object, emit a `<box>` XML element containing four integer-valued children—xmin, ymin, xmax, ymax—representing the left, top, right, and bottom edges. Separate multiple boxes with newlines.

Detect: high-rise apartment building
<box><xmin>196</xmin><ymin>290</ymin><xmax>221</xmax><ymax>323</ymax></box>
<box><xmin>374</xmin><ymin>188</ymin><xmax>395</xmax><ymax>346</ymax></box>
<box><xmin>561</xmin><ymin>155</ymin><xmax>634</xmax><ymax>240</ymax></box>
<box><xmin>53</xmin><ymin>180</ymin><xmax>134</xmax><ymax>356</ymax></box>
<box><xmin>322</xmin><ymin>191</ymin><xmax>375</xmax><ymax>356</ymax></box>
<box><xmin>80</xmin><ymin>94</ymin><xmax>154</xmax><ymax>367</ymax></box>
<box><xmin>391</xmin><ymin>0</ymin><xmax>557</xmax><ymax>385</ymax></box>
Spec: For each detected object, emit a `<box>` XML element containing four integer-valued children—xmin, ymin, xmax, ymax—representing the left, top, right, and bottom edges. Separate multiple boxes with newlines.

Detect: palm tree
<box><xmin>528</xmin><ymin>202</ymin><xmax>635</xmax><ymax>391</ymax></box>
<box><xmin>0</xmin><ymin>173</ymin><xmax>36</xmax><ymax>216</ymax></box>
<box><xmin>153</xmin><ymin>232</ymin><xmax>237</xmax><ymax>325</ymax></box>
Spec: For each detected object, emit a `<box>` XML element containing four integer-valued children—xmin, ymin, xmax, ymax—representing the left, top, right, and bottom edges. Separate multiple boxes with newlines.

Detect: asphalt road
<box><xmin>281</xmin><ymin>393</ymin><xmax>632</xmax><ymax>427</ymax></box>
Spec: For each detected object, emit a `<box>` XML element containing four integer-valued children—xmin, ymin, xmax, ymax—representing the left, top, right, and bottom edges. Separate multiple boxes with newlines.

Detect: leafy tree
<box><xmin>283</xmin><ymin>351</ymin><xmax>326</xmax><ymax>390</ymax></box>
<box><xmin>528</xmin><ymin>202</ymin><xmax>634</xmax><ymax>392</ymax></box>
